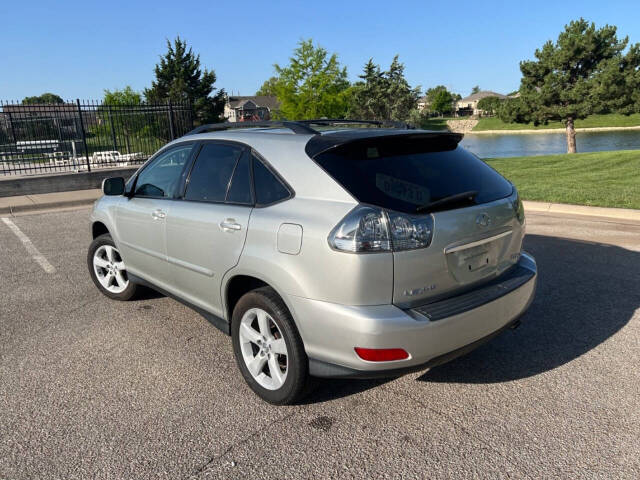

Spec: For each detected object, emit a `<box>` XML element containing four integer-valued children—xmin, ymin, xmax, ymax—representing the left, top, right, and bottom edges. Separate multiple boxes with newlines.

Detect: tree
<box><xmin>430</xmin><ymin>89</ymin><xmax>454</xmax><ymax>115</ymax></box>
<box><xmin>471</xmin><ymin>85</ymin><xmax>481</xmax><ymax>95</ymax></box>
<box><xmin>425</xmin><ymin>85</ymin><xmax>455</xmax><ymax>115</ymax></box>
<box><xmin>348</xmin><ymin>56</ymin><xmax>421</xmax><ymax>121</ymax></box>
<box><xmin>97</xmin><ymin>87</ymin><xmax>144</xmax><ymax>154</ymax></box>
<box><xmin>476</xmin><ymin>96</ymin><xmax>502</xmax><ymax>116</ymax></box>
<box><xmin>144</xmin><ymin>37</ymin><xmax>225</xmax><ymax>124</ymax></box>
<box><xmin>519</xmin><ymin>19</ymin><xmax>640</xmax><ymax>153</ymax></box>
<box><xmin>268</xmin><ymin>39</ymin><xmax>351</xmax><ymax>120</ymax></box>
<box><xmin>22</xmin><ymin>93</ymin><xmax>64</xmax><ymax>104</ymax></box>
<box><xmin>497</xmin><ymin>97</ymin><xmax>531</xmax><ymax>124</ymax></box>
<box><xmin>103</xmin><ymin>86</ymin><xmax>142</xmax><ymax>106</ymax></box>
<box><xmin>256</xmin><ymin>77</ymin><xmax>279</xmax><ymax>97</ymax></box>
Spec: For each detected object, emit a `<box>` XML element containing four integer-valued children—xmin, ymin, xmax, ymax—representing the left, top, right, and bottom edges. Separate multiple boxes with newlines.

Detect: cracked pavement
<box><xmin>1</xmin><ymin>208</ymin><xmax>639</xmax><ymax>479</ymax></box>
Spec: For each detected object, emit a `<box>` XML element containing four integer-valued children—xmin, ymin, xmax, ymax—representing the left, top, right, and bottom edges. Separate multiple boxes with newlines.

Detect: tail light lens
<box><xmin>328</xmin><ymin>205</ymin><xmax>434</xmax><ymax>253</ymax></box>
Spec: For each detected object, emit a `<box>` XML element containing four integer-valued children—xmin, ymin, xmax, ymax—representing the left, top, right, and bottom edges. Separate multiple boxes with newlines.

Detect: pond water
<box><xmin>460</xmin><ymin>129</ymin><xmax>640</xmax><ymax>158</ymax></box>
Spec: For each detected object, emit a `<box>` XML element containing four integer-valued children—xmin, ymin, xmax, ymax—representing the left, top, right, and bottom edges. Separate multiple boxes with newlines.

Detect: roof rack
<box><xmin>183</xmin><ymin>119</ymin><xmax>413</xmax><ymax>137</ymax></box>
<box><xmin>298</xmin><ymin>119</ymin><xmax>412</xmax><ymax>129</ymax></box>
<box><xmin>184</xmin><ymin>121</ymin><xmax>318</xmax><ymax>136</ymax></box>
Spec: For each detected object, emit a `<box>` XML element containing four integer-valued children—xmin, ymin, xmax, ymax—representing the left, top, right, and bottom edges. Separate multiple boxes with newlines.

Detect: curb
<box><xmin>0</xmin><ymin>189</ymin><xmax>101</xmax><ymax>215</ymax></box>
<box><xmin>523</xmin><ymin>201</ymin><xmax>640</xmax><ymax>222</ymax></box>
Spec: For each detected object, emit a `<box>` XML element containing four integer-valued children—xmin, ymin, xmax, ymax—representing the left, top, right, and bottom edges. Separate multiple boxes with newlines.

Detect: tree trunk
<box><xmin>566</xmin><ymin>117</ymin><xmax>577</xmax><ymax>154</ymax></box>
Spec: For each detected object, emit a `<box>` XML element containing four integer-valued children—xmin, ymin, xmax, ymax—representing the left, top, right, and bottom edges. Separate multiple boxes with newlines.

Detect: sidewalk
<box><xmin>0</xmin><ymin>189</ymin><xmax>101</xmax><ymax>215</ymax></box>
<box><xmin>1</xmin><ymin>189</ymin><xmax>640</xmax><ymax>222</ymax></box>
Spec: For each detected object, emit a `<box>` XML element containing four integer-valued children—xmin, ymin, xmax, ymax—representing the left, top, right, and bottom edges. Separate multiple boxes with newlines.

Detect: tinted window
<box><xmin>252</xmin><ymin>157</ymin><xmax>290</xmax><ymax>205</ymax></box>
<box><xmin>135</xmin><ymin>144</ymin><xmax>193</xmax><ymax>198</ymax></box>
<box><xmin>226</xmin><ymin>152</ymin><xmax>253</xmax><ymax>204</ymax></box>
<box><xmin>185</xmin><ymin>143</ymin><xmax>243</xmax><ymax>202</ymax></box>
<box><xmin>313</xmin><ymin>137</ymin><xmax>513</xmax><ymax>214</ymax></box>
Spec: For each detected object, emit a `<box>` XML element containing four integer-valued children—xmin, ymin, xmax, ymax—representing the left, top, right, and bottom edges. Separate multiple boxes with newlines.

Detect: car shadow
<box><xmin>419</xmin><ymin>234</ymin><xmax>640</xmax><ymax>384</ymax></box>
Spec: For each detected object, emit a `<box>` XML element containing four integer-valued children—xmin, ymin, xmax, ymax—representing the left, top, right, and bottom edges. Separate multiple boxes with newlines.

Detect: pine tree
<box><xmin>144</xmin><ymin>37</ymin><xmax>225</xmax><ymax>124</ymax></box>
<box><xmin>519</xmin><ymin>19</ymin><xmax>640</xmax><ymax>153</ymax></box>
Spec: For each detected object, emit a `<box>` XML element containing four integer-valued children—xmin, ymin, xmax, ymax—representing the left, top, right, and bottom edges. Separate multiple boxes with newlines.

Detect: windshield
<box><xmin>313</xmin><ymin>137</ymin><xmax>513</xmax><ymax>214</ymax></box>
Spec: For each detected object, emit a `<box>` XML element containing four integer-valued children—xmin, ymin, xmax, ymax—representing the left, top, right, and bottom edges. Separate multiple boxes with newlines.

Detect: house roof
<box><xmin>458</xmin><ymin>91</ymin><xmax>508</xmax><ymax>102</ymax></box>
<box><xmin>227</xmin><ymin>95</ymin><xmax>280</xmax><ymax>110</ymax></box>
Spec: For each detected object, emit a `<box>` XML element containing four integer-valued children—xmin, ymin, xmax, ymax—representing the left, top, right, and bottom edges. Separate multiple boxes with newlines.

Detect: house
<box><xmin>416</xmin><ymin>96</ymin><xmax>429</xmax><ymax>112</ymax></box>
<box><xmin>455</xmin><ymin>91</ymin><xmax>508</xmax><ymax>116</ymax></box>
<box><xmin>223</xmin><ymin>96</ymin><xmax>280</xmax><ymax>122</ymax></box>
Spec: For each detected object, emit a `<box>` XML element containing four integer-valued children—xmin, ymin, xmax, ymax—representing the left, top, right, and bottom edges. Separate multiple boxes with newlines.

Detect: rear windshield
<box><xmin>313</xmin><ymin>136</ymin><xmax>513</xmax><ymax>214</ymax></box>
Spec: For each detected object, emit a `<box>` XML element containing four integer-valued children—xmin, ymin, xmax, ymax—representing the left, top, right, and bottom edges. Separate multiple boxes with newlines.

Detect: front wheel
<box><xmin>87</xmin><ymin>233</ymin><xmax>137</xmax><ymax>301</ymax></box>
<box><xmin>231</xmin><ymin>287</ymin><xmax>309</xmax><ymax>405</ymax></box>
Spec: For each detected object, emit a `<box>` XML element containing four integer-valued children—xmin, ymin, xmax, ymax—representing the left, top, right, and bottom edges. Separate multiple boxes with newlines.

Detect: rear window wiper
<box><xmin>416</xmin><ymin>190</ymin><xmax>478</xmax><ymax>213</ymax></box>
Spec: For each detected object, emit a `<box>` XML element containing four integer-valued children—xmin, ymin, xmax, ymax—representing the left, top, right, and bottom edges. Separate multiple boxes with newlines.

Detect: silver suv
<box><xmin>88</xmin><ymin>120</ymin><xmax>537</xmax><ymax>404</ymax></box>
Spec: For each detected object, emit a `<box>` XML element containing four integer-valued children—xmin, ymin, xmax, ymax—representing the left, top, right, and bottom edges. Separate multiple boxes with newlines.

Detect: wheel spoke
<box><xmin>105</xmin><ymin>245</ymin><xmax>116</xmax><ymax>262</ymax></box>
<box><xmin>257</xmin><ymin>310</ymin><xmax>271</xmax><ymax>339</ymax></box>
<box><xmin>114</xmin><ymin>270</ymin><xmax>127</xmax><ymax>288</ymax></box>
<box><xmin>247</xmin><ymin>354</ymin><xmax>267</xmax><ymax>377</ymax></box>
<box><xmin>94</xmin><ymin>257</ymin><xmax>109</xmax><ymax>269</ymax></box>
<box><xmin>113</xmin><ymin>261</ymin><xmax>125</xmax><ymax>271</ymax></box>
<box><xmin>271</xmin><ymin>338</ymin><xmax>287</xmax><ymax>355</ymax></box>
<box><xmin>268</xmin><ymin>355</ymin><xmax>284</xmax><ymax>386</ymax></box>
<box><xmin>240</xmin><ymin>323</ymin><xmax>262</xmax><ymax>345</ymax></box>
<box><xmin>98</xmin><ymin>272</ymin><xmax>113</xmax><ymax>288</ymax></box>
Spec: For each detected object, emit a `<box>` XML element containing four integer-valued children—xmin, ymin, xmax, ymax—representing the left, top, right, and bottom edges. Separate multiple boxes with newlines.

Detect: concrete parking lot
<box><xmin>1</xmin><ymin>207</ymin><xmax>639</xmax><ymax>479</ymax></box>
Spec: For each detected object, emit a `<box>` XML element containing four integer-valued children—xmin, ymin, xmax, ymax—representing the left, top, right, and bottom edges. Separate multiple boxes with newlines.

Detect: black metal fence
<box><xmin>0</xmin><ymin>99</ymin><xmax>194</xmax><ymax>176</ymax></box>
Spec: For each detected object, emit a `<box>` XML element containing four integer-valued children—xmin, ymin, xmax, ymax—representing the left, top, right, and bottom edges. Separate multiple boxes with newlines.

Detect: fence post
<box><xmin>76</xmin><ymin>99</ymin><xmax>91</xmax><ymax>172</ymax></box>
<box><xmin>108</xmin><ymin>105</ymin><xmax>118</xmax><ymax>151</ymax></box>
<box><xmin>7</xmin><ymin>112</ymin><xmax>17</xmax><ymax>145</ymax></box>
<box><xmin>167</xmin><ymin>99</ymin><xmax>175</xmax><ymax>140</ymax></box>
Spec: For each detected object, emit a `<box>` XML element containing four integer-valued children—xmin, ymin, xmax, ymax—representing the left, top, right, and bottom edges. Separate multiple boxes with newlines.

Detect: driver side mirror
<box><xmin>102</xmin><ymin>177</ymin><xmax>125</xmax><ymax>196</ymax></box>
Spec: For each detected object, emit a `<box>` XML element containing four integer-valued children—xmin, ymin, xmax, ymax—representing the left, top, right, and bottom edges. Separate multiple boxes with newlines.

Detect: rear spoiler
<box><xmin>305</xmin><ymin>130</ymin><xmax>464</xmax><ymax>158</ymax></box>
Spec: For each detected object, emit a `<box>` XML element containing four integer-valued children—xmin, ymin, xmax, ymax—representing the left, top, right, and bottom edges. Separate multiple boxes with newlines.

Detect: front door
<box><xmin>165</xmin><ymin>143</ymin><xmax>253</xmax><ymax>317</ymax></box>
<box><xmin>116</xmin><ymin>143</ymin><xmax>194</xmax><ymax>289</ymax></box>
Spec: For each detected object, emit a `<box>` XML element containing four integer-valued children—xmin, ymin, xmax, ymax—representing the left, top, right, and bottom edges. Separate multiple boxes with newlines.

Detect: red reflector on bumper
<box><xmin>354</xmin><ymin>347</ymin><xmax>409</xmax><ymax>362</ymax></box>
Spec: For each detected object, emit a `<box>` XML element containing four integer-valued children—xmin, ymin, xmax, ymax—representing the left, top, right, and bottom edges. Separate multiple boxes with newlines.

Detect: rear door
<box><xmin>313</xmin><ymin>134</ymin><xmax>525</xmax><ymax>308</ymax></box>
<box><xmin>164</xmin><ymin>142</ymin><xmax>253</xmax><ymax>317</ymax></box>
<box><xmin>115</xmin><ymin>143</ymin><xmax>194</xmax><ymax>288</ymax></box>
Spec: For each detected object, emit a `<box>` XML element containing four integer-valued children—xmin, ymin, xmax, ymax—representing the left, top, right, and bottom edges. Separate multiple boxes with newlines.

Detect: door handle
<box><xmin>151</xmin><ymin>209</ymin><xmax>166</xmax><ymax>220</ymax></box>
<box><xmin>219</xmin><ymin>219</ymin><xmax>242</xmax><ymax>232</ymax></box>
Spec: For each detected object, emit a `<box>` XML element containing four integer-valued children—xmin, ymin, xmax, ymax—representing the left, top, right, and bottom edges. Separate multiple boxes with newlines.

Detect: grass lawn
<box><xmin>420</xmin><ymin>117</ymin><xmax>457</xmax><ymax>131</ymax></box>
<box><xmin>486</xmin><ymin>150</ymin><xmax>640</xmax><ymax>209</ymax></box>
<box><xmin>473</xmin><ymin>113</ymin><xmax>640</xmax><ymax>131</ymax></box>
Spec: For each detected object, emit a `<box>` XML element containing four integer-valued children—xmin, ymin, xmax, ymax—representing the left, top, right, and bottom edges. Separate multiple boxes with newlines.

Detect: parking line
<box><xmin>1</xmin><ymin>217</ymin><xmax>56</xmax><ymax>274</ymax></box>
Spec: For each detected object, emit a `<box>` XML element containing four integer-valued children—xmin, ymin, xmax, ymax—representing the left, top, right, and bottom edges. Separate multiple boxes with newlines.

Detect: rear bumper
<box><xmin>287</xmin><ymin>252</ymin><xmax>537</xmax><ymax>378</ymax></box>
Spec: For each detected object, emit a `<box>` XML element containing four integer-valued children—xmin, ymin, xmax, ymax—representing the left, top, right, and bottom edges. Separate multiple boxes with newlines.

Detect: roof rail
<box><xmin>298</xmin><ymin>119</ymin><xmax>413</xmax><ymax>129</ymax></box>
<box><xmin>182</xmin><ymin>119</ymin><xmax>413</xmax><ymax>137</ymax></box>
<box><xmin>184</xmin><ymin>121</ymin><xmax>319</xmax><ymax>136</ymax></box>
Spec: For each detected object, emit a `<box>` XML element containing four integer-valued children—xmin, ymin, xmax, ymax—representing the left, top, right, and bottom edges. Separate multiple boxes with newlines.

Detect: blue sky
<box><xmin>2</xmin><ymin>0</ymin><xmax>640</xmax><ymax>101</ymax></box>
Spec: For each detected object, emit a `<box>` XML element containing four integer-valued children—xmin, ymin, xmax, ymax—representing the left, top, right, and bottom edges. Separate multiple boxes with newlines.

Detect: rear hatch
<box><xmin>311</xmin><ymin>131</ymin><xmax>525</xmax><ymax>308</ymax></box>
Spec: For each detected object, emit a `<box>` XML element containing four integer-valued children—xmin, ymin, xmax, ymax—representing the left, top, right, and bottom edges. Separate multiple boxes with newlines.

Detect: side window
<box><xmin>134</xmin><ymin>144</ymin><xmax>193</xmax><ymax>198</ymax></box>
<box><xmin>252</xmin><ymin>156</ymin><xmax>291</xmax><ymax>206</ymax></box>
<box><xmin>184</xmin><ymin>143</ymin><xmax>243</xmax><ymax>203</ymax></box>
<box><xmin>226</xmin><ymin>152</ymin><xmax>253</xmax><ymax>204</ymax></box>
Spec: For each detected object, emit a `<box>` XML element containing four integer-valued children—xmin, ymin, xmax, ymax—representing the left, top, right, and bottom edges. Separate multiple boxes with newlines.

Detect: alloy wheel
<box><xmin>93</xmin><ymin>245</ymin><xmax>129</xmax><ymax>294</ymax></box>
<box><xmin>238</xmin><ymin>308</ymin><xmax>288</xmax><ymax>390</ymax></box>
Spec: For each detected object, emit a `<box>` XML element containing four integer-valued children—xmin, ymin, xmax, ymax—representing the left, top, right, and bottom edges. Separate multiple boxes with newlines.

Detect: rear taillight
<box><xmin>328</xmin><ymin>205</ymin><xmax>433</xmax><ymax>253</ymax></box>
<box><xmin>354</xmin><ymin>347</ymin><xmax>409</xmax><ymax>362</ymax></box>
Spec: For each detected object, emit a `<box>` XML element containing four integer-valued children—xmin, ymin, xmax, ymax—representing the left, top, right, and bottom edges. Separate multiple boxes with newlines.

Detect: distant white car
<box><xmin>88</xmin><ymin>120</ymin><xmax>537</xmax><ymax>404</ymax></box>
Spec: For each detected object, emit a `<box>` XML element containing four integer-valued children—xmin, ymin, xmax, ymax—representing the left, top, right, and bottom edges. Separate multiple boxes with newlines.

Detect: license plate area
<box><xmin>445</xmin><ymin>231</ymin><xmax>511</xmax><ymax>284</ymax></box>
<box><xmin>459</xmin><ymin>245</ymin><xmax>493</xmax><ymax>272</ymax></box>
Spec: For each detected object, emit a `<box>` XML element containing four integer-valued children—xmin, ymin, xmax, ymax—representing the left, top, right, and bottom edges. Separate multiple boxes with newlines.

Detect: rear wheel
<box><xmin>231</xmin><ymin>287</ymin><xmax>308</xmax><ymax>404</ymax></box>
<box><xmin>88</xmin><ymin>233</ymin><xmax>137</xmax><ymax>301</ymax></box>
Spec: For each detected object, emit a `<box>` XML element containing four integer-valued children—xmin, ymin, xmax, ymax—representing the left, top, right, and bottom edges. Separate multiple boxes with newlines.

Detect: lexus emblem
<box><xmin>476</xmin><ymin>213</ymin><xmax>492</xmax><ymax>227</ymax></box>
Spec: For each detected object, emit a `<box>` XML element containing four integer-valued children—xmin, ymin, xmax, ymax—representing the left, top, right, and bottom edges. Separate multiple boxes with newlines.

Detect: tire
<box><xmin>87</xmin><ymin>233</ymin><xmax>138</xmax><ymax>301</ymax></box>
<box><xmin>231</xmin><ymin>286</ymin><xmax>309</xmax><ymax>405</ymax></box>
